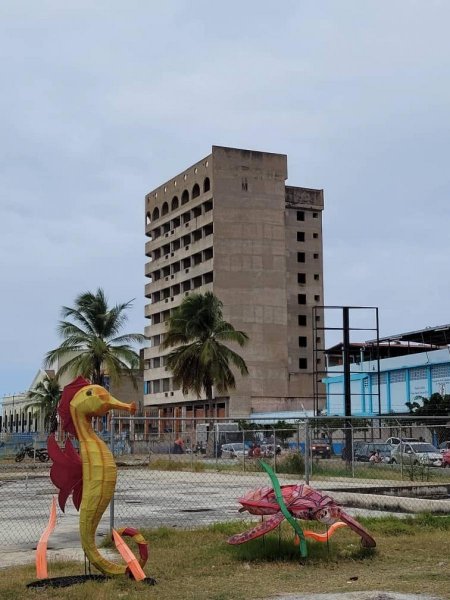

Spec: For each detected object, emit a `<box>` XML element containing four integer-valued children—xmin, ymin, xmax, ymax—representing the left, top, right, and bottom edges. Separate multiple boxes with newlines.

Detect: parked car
<box><xmin>391</xmin><ymin>442</ymin><xmax>443</xmax><ymax>467</ymax></box>
<box><xmin>260</xmin><ymin>444</ymin><xmax>282</xmax><ymax>457</ymax></box>
<box><xmin>438</xmin><ymin>441</ymin><xmax>450</xmax><ymax>453</ymax></box>
<box><xmin>341</xmin><ymin>441</ymin><xmax>364</xmax><ymax>461</ymax></box>
<box><xmin>442</xmin><ymin>450</ymin><xmax>450</xmax><ymax>467</ymax></box>
<box><xmin>385</xmin><ymin>437</ymin><xmax>419</xmax><ymax>447</ymax></box>
<box><xmin>310</xmin><ymin>440</ymin><xmax>331</xmax><ymax>459</ymax></box>
<box><xmin>220</xmin><ymin>443</ymin><xmax>247</xmax><ymax>459</ymax></box>
<box><xmin>355</xmin><ymin>443</ymin><xmax>393</xmax><ymax>463</ymax></box>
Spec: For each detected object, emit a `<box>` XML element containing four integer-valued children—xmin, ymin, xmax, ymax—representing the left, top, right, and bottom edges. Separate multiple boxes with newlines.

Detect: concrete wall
<box><xmin>212</xmin><ymin>146</ymin><xmax>289</xmax><ymax>416</ymax></box>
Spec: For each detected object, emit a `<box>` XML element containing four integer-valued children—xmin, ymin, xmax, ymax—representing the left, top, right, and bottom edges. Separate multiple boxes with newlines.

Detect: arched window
<box><xmin>203</xmin><ymin>177</ymin><xmax>210</xmax><ymax>193</ymax></box>
<box><xmin>146</xmin><ymin>212</ymin><xmax>151</xmax><ymax>225</ymax></box>
<box><xmin>181</xmin><ymin>189</ymin><xmax>190</xmax><ymax>205</ymax></box>
<box><xmin>192</xmin><ymin>183</ymin><xmax>200</xmax><ymax>199</ymax></box>
<box><xmin>152</xmin><ymin>207</ymin><xmax>160</xmax><ymax>221</ymax></box>
<box><xmin>171</xmin><ymin>196</ymin><xmax>179</xmax><ymax>210</ymax></box>
<box><xmin>162</xmin><ymin>202</ymin><xmax>169</xmax><ymax>216</ymax></box>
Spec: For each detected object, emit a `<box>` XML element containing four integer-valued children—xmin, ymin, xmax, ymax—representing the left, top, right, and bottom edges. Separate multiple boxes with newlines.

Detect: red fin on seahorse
<box><xmin>47</xmin><ymin>434</ymin><xmax>83</xmax><ymax>512</ymax></box>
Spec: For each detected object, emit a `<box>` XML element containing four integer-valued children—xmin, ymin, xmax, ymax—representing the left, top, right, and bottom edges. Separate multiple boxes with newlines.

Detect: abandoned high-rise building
<box><xmin>144</xmin><ymin>146</ymin><xmax>324</xmax><ymax>421</ymax></box>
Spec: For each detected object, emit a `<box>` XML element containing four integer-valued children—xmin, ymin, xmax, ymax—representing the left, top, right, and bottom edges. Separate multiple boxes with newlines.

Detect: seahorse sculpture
<box><xmin>47</xmin><ymin>376</ymin><xmax>148</xmax><ymax>577</ymax></box>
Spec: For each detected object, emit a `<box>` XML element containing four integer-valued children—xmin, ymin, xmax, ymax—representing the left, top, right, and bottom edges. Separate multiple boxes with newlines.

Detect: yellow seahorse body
<box><xmin>70</xmin><ymin>385</ymin><xmax>135</xmax><ymax>576</ymax></box>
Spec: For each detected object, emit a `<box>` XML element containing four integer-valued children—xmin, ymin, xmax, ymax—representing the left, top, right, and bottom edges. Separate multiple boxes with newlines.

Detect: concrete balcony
<box><xmin>145</xmin><ymin>282</ymin><xmax>153</xmax><ymax>298</ymax></box>
<box><xmin>146</xmin><ymin>363</ymin><xmax>170</xmax><ymax>377</ymax></box>
<box><xmin>189</xmin><ymin>234</ymin><xmax>213</xmax><ymax>255</ymax></box>
<box><xmin>190</xmin><ymin>210</ymin><xmax>213</xmax><ymax>231</ymax></box>
<box><xmin>146</xmin><ymin>276</ymin><xmax>171</xmax><ymax>294</ymax></box>
<box><xmin>143</xmin><ymin>390</ymin><xmax>186</xmax><ymax>407</ymax></box>
<box><xmin>186</xmin><ymin>257</ymin><xmax>213</xmax><ymax>280</ymax></box>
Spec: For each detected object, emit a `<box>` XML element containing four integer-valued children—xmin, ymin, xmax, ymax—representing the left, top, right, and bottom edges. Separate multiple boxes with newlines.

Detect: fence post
<box><xmin>214</xmin><ymin>425</ymin><xmax>218</xmax><ymax>468</ymax></box>
<box><xmin>304</xmin><ymin>419</ymin><xmax>310</xmax><ymax>485</ymax></box>
<box><xmin>109</xmin><ymin>414</ymin><xmax>115</xmax><ymax>534</ymax></box>
<box><xmin>272</xmin><ymin>426</ymin><xmax>277</xmax><ymax>473</ymax></box>
<box><xmin>398</xmin><ymin>419</ymin><xmax>404</xmax><ymax>481</ymax></box>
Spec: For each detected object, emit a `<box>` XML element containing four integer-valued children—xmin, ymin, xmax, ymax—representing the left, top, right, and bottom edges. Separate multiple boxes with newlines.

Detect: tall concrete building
<box><xmin>144</xmin><ymin>146</ymin><xmax>324</xmax><ymax>421</ymax></box>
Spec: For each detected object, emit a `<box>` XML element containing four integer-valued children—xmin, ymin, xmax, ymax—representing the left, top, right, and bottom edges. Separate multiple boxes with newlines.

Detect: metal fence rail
<box><xmin>1</xmin><ymin>415</ymin><xmax>449</xmax><ymax>551</ymax></box>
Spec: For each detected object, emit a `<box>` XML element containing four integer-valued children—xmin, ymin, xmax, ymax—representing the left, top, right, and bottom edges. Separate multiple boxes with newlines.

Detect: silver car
<box><xmin>220</xmin><ymin>443</ymin><xmax>247</xmax><ymax>459</ymax></box>
<box><xmin>391</xmin><ymin>442</ymin><xmax>443</xmax><ymax>467</ymax></box>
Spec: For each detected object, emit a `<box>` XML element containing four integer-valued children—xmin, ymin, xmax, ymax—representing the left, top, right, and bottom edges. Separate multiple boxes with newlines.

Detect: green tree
<box><xmin>406</xmin><ymin>393</ymin><xmax>450</xmax><ymax>444</ymax></box>
<box><xmin>272</xmin><ymin>420</ymin><xmax>297</xmax><ymax>444</ymax></box>
<box><xmin>45</xmin><ymin>288</ymin><xmax>145</xmax><ymax>386</ymax></box>
<box><xmin>162</xmin><ymin>292</ymin><xmax>249</xmax><ymax>415</ymax></box>
<box><xmin>311</xmin><ymin>417</ymin><xmax>371</xmax><ymax>456</ymax></box>
<box><xmin>25</xmin><ymin>374</ymin><xmax>61</xmax><ymax>433</ymax></box>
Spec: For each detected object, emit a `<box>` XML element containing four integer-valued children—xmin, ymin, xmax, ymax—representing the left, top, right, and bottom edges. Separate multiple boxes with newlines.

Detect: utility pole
<box><xmin>343</xmin><ymin>307</ymin><xmax>352</xmax><ymax>467</ymax></box>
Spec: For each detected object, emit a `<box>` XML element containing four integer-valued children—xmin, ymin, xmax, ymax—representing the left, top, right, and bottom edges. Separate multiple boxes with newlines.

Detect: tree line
<box><xmin>26</xmin><ymin>289</ymin><xmax>249</xmax><ymax>432</ymax></box>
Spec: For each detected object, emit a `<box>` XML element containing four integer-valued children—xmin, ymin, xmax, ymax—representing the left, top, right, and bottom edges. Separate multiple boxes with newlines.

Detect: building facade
<box><xmin>325</xmin><ymin>347</ymin><xmax>450</xmax><ymax>417</ymax></box>
<box><xmin>144</xmin><ymin>146</ymin><xmax>324</xmax><ymax>421</ymax></box>
<box><xmin>1</xmin><ymin>359</ymin><xmax>143</xmax><ymax>436</ymax></box>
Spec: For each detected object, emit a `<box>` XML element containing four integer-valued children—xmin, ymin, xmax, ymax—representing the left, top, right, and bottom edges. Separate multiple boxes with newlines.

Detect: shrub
<box><xmin>275</xmin><ymin>451</ymin><xmax>305</xmax><ymax>474</ymax></box>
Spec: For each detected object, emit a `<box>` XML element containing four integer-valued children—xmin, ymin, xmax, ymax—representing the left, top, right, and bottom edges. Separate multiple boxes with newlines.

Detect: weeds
<box><xmin>2</xmin><ymin>515</ymin><xmax>450</xmax><ymax>600</ymax></box>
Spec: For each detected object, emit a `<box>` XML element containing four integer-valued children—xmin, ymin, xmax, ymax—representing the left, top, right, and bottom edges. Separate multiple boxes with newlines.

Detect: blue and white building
<box><xmin>324</xmin><ymin>347</ymin><xmax>450</xmax><ymax>417</ymax></box>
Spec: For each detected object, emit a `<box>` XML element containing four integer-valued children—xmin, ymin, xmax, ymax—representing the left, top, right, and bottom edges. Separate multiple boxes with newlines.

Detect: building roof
<box><xmin>369</xmin><ymin>324</ymin><xmax>450</xmax><ymax>347</ymax></box>
<box><xmin>325</xmin><ymin>341</ymin><xmax>435</xmax><ymax>360</ymax></box>
<box><xmin>248</xmin><ymin>410</ymin><xmax>315</xmax><ymax>423</ymax></box>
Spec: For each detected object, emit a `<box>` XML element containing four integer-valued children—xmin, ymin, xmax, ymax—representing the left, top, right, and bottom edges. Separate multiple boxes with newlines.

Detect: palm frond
<box><xmin>60</xmin><ymin>306</ymin><xmax>96</xmax><ymax>335</ymax></box>
<box><xmin>109</xmin><ymin>333</ymin><xmax>146</xmax><ymax>345</ymax></box>
<box><xmin>49</xmin><ymin>288</ymin><xmax>141</xmax><ymax>387</ymax></box>
<box><xmin>103</xmin><ymin>300</ymin><xmax>134</xmax><ymax>338</ymax></box>
<box><xmin>163</xmin><ymin>292</ymin><xmax>249</xmax><ymax>400</ymax></box>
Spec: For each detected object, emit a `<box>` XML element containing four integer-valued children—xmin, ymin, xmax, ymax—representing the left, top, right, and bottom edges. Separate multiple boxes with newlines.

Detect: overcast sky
<box><xmin>2</xmin><ymin>1</ymin><xmax>450</xmax><ymax>396</ymax></box>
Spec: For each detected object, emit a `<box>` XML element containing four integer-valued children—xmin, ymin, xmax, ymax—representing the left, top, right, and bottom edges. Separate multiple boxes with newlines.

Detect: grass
<box><xmin>1</xmin><ymin>515</ymin><xmax>450</xmax><ymax>600</ymax></box>
<box><xmin>143</xmin><ymin>453</ymin><xmax>450</xmax><ymax>483</ymax></box>
<box><xmin>310</xmin><ymin>459</ymin><xmax>450</xmax><ymax>482</ymax></box>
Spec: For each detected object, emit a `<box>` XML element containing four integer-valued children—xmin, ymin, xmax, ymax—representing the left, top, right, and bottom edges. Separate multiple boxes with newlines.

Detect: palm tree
<box><xmin>161</xmin><ymin>292</ymin><xmax>249</xmax><ymax>416</ymax></box>
<box><xmin>45</xmin><ymin>288</ymin><xmax>145</xmax><ymax>386</ymax></box>
<box><xmin>25</xmin><ymin>374</ymin><xmax>61</xmax><ymax>433</ymax></box>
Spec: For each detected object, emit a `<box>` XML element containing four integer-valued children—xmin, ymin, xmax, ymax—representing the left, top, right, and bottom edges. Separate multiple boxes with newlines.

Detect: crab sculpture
<box><xmin>228</xmin><ymin>462</ymin><xmax>376</xmax><ymax>557</ymax></box>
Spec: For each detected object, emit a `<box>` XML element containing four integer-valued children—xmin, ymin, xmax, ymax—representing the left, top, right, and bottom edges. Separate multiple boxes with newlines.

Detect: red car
<box><xmin>442</xmin><ymin>450</ymin><xmax>450</xmax><ymax>468</ymax></box>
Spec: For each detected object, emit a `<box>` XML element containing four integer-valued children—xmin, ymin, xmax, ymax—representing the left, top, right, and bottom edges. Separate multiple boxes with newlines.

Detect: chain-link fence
<box><xmin>1</xmin><ymin>416</ymin><xmax>449</xmax><ymax>551</ymax></box>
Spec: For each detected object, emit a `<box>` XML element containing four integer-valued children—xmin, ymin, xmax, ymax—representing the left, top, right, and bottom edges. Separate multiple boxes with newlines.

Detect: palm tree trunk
<box><xmin>93</xmin><ymin>359</ymin><xmax>102</xmax><ymax>385</ymax></box>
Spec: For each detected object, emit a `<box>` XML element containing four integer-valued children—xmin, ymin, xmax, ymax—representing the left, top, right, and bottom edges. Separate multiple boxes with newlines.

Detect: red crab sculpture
<box><xmin>228</xmin><ymin>482</ymin><xmax>376</xmax><ymax>552</ymax></box>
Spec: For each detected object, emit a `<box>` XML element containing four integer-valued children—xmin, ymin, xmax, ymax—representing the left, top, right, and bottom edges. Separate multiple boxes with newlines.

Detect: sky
<box><xmin>1</xmin><ymin>0</ymin><xmax>450</xmax><ymax>396</ymax></box>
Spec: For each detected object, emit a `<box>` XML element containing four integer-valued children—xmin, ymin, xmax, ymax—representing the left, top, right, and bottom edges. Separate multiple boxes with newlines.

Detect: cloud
<box><xmin>2</xmin><ymin>0</ymin><xmax>450</xmax><ymax>393</ymax></box>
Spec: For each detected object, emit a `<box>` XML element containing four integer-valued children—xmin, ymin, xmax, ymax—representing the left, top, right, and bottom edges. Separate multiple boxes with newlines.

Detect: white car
<box><xmin>220</xmin><ymin>443</ymin><xmax>247</xmax><ymax>459</ymax></box>
<box><xmin>385</xmin><ymin>437</ymin><xmax>419</xmax><ymax>447</ymax></box>
<box><xmin>391</xmin><ymin>442</ymin><xmax>443</xmax><ymax>467</ymax></box>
